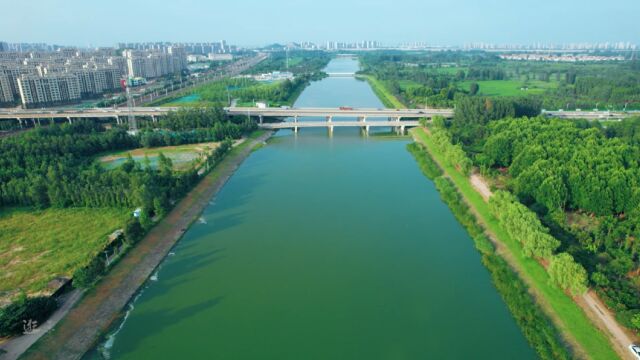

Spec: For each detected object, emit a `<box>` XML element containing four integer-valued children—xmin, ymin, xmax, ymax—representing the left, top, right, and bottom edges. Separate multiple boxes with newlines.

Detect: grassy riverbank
<box><xmin>356</xmin><ymin>74</ymin><xmax>405</xmax><ymax>109</ymax></box>
<box><xmin>412</xmin><ymin>128</ymin><xmax>618</xmax><ymax>360</ymax></box>
<box><xmin>22</xmin><ymin>130</ymin><xmax>272</xmax><ymax>360</ymax></box>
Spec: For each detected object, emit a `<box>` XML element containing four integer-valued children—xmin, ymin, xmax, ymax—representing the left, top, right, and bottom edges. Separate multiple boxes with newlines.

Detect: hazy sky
<box><xmin>1</xmin><ymin>0</ymin><xmax>638</xmax><ymax>47</ymax></box>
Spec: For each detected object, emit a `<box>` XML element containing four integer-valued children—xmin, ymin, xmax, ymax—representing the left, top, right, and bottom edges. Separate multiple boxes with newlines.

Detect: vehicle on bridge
<box><xmin>339</xmin><ymin>106</ymin><xmax>353</xmax><ymax>110</ymax></box>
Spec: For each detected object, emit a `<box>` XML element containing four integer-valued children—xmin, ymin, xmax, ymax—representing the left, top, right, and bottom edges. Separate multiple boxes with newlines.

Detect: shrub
<box><xmin>0</xmin><ymin>296</ymin><xmax>58</xmax><ymax>336</ymax></box>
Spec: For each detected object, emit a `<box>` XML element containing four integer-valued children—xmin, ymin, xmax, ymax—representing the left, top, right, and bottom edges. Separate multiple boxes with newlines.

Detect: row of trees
<box><xmin>0</xmin><ymin>108</ymin><xmax>253</xmax><ymax>209</ymax></box>
<box><xmin>489</xmin><ymin>191</ymin><xmax>561</xmax><ymax>259</ymax></box>
<box><xmin>428</xmin><ymin>120</ymin><xmax>473</xmax><ymax>175</ymax></box>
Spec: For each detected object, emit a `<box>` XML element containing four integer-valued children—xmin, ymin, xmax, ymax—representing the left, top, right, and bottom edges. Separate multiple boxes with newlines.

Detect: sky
<box><xmin>1</xmin><ymin>0</ymin><xmax>638</xmax><ymax>47</ymax></box>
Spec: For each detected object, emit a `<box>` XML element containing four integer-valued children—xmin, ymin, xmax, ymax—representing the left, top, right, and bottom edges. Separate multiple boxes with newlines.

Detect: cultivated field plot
<box><xmin>99</xmin><ymin>142</ymin><xmax>220</xmax><ymax>171</ymax></box>
<box><xmin>458</xmin><ymin>80</ymin><xmax>559</xmax><ymax>97</ymax></box>
<box><xmin>0</xmin><ymin>207</ymin><xmax>129</xmax><ymax>302</ymax></box>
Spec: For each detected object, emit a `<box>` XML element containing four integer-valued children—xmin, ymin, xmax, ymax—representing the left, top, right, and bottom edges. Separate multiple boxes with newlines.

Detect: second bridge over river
<box><xmin>225</xmin><ymin>107</ymin><xmax>443</xmax><ymax>134</ymax></box>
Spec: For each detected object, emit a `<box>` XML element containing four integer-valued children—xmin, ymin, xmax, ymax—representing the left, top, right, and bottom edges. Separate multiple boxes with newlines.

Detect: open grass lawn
<box><xmin>411</xmin><ymin>128</ymin><xmax>618</xmax><ymax>360</ymax></box>
<box><xmin>0</xmin><ymin>207</ymin><xmax>129</xmax><ymax>300</ymax></box>
<box><xmin>458</xmin><ymin>80</ymin><xmax>559</xmax><ymax>97</ymax></box>
<box><xmin>98</xmin><ymin>142</ymin><xmax>220</xmax><ymax>171</ymax></box>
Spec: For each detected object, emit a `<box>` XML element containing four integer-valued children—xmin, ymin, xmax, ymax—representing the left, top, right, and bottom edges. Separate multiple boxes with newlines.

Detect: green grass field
<box><xmin>411</xmin><ymin>128</ymin><xmax>619</xmax><ymax>360</ymax></box>
<box><xmin>0</xmin><ymin>207</ymin><xmax>130</xmax><ymax>300</ymax></box>
<box><xmin>458</xmin><ymin>80</ymin><xmax>559</xmax><ymax>97</ymax></box>
<box><xmin>98</xmin><ymin>142</ymin><xmax>220</xmax><ymax>171</ymax></box>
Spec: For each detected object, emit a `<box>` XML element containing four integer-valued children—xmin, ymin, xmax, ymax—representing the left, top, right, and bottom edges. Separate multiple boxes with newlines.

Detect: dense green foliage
<box><xmin>407</xmin><ymin>143</ymin><xmax>571</xmax><ymax>359</ymax></box>
<box><xmin>548</xmin><ymin>253</ymin><xmax>589</xmax><ymax>295</ymax></box>
<box><xmin>469</xmin><ymin>116</ymin><xmax>640</xmax><ymax>330</ymax></box>
<box><xmin>0</xmin><ymin>295</ymin><xmax>58</xmax><ymax>336</ymax></box>
<box><xmin>489</xmin><ymin>191</ymin><xmax>561</xmax><ymax>259</ymax></box>
<box><xmin>428</xmin><ymin>121</ymin><xmax>473</xmax><ymax>175</ymax></box>
<box><xmin>0</xmin><ymin>112</ymin><xmax>253</xmax><ymax>210</ymax></box>
<box><xmin>451</xmin><ymin>96</ymin><xmax>542</xmax><ymax>149</ymax></box>
<box><xmin>481</xmin><ymin>117</ymin><xmax>640</xmax><ymax>215</ymax></box>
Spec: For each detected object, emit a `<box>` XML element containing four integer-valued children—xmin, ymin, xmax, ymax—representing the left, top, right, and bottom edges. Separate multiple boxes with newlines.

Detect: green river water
<box><xmin>87</xmin><ymin>58</ymin><xmax>536</xmax><ymax>359</ymax></box>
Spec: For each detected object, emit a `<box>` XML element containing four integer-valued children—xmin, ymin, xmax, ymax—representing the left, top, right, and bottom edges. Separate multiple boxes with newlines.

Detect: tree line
<box><xmin>467</xmin><ymin>115</ymin><xmax>640</xmax><ymax>331</ymax></box>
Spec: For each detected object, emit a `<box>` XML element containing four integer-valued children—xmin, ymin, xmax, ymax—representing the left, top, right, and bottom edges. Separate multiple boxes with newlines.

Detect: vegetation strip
<box><xmin>356</xmin><ymin>74</ymin><xmax>405</xmax><ymax>109</ymax></box>
<box><xmin>20</xmin><ymin>130</ymin><xmax>272</xmax><ymax>360</ymax></box>
<box><xmin>412</xmin><ymin>127</ymin><xmax>619</xmax><ymax>360</ymax></box>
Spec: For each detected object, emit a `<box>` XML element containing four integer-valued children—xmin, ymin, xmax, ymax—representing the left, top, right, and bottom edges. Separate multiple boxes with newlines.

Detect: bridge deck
<box><xmin>259</xmin><ymin>120</ymin><xmax>420</xmax><ymax>129</ymax></box>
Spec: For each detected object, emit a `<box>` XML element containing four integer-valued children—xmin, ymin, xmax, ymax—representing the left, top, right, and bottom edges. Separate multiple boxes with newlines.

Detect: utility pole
<box><xmin>126</xmin><ymin>83</ymin><xmax>137</xmax><ymax>132</ymax></box>
<box><xmin>286</xmin><ymin>46</ymin><xmax>289</xmax><ymax>71</ymax></box>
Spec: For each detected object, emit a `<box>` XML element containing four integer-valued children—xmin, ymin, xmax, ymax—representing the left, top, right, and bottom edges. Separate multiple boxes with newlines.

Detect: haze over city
<box><xmin>1</xmin><ymin>0</ymin><xmax>639</xmax><ymax>46</ymax></box>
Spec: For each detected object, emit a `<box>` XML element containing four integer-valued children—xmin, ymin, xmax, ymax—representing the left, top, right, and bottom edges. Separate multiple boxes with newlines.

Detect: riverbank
<box><xmin>19</xmin><ymin>130</ymin><xmax>273</xmax><ymax>360</ymax></box>
<box><xmin>411</xmin><ymin>127</ymin><xmax>621</xmax><ymax>360</ymax></box>
<box><xmin>356</xmin><ymin>74</ymin><xmax>404</xmax><ymax>109</ymax></box>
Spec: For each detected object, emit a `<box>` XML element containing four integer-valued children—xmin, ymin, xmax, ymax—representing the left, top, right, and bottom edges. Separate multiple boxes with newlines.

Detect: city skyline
<box><xmin>0</xmin><ymin>0</ymin><xmax>638</xmax><ymax>47</ymax></box>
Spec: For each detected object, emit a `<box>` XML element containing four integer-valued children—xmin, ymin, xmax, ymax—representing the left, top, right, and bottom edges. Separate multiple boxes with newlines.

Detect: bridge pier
<box><xmin>151</xmin><ymin>115</ymin><xmax>157</xmax><ymax>124</ymax></box>
<box><xmin>326</xmin><ymin>115</ymin><xmax>332</xmax><ymax>123</ymax></box>
<box><xmin>259</xmin><ymin>115</ymin><xmax>263</xmax><ymax>125</ymax></box>
<box><xmin>293</xmin><ymin>126</ymin><xmax>298</xmax><ymax>133</ymax></box>
<box><xmin>67</xmin><ymin>117</ymin><xmax>72</xmax><ymax>124</ymax></box>
<box><xmin>17</xmin><ymin>118</ymin><xmax>23</xmax><ymax>128</ymax></box>
<box><xmin>328</xmin><ymin>125</ymin><xmax>334</xmax><ymax>137</ymax></box>
<box><xmin>294</xmin><ymin>115</ymin><xmax>298</xmax><ymax>123</ymax></box>
<box><xmin>395</xmin><ymin>125</ymin><xmax>406</xmax><ymax>135</ymax></box>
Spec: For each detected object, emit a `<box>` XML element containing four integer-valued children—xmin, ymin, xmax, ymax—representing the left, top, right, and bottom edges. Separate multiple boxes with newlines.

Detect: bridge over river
<box><xmin>0</xmin><ymin>106</ymin><xmax>636</xmax><ymax>130</ymax></box>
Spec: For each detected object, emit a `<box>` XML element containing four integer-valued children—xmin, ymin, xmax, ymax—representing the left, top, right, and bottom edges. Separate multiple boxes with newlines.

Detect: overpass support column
<box><xmin>151</xmin><ymin>115</ymin><xmax>157</xmax><ymax>124</ymax></box>
<box><xmin>294</xmin><ymin>115</ymin><xmax>298</xmax><ymax>123</ymax></box>
<box><xmin>17</xmin><ymin>118</ymin><xmax>23</xmax><ymax>128</ymax></box>
<box><xmin>328</xmin><ymin>125</ymin><xmax>334</xmax><ymax>137</ymax></box>
<box><xmin>400</xmin><ymin>125</ymin><xmax>405</xmax><ymax>135</ymax></box>
<box><xmin>326</xmin><ymin>115</ymin><xmax>332</xmax><ymax>123</ymax></box>
<box><xmin>293</xmin><ymin>126</ymin><xmax>298</xmax><ymax>133</ymax></box>
<box><xmin>396</xmin><ymin>116</ymin><xmax>401</xmax><ymax>122</ymax></box>
<box><xmin>259</xmin><ymin>115</ymin><xmax>263</xmax><ymax>125</ymax></box>
<box><xmin>67</xmin><ymin>117</ymin><xmax>72</xmax><ymax>124</ymax></box>
<box><xmin>366</xmin><ymin>125</ymin><xmax>370</xmax><ymax>136</ymax></box>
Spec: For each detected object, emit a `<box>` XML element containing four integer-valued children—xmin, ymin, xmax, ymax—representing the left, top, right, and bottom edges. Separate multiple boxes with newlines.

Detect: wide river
<box><xmin>87</xmin><ymin>58</ymin><xmax>535</xmax><ymax>359</ymax></box>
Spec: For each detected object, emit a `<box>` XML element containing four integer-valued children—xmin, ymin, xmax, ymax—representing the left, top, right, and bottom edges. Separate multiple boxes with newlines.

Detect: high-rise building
<box><xmin>0</xmin><ymin>73</ymin><xmax>14</xmax><ymax>104</ymax></box>
<box><xmin>17</xmin><ymin>73</ymin><xmax>81</xmax><ymax>108</ymax></box>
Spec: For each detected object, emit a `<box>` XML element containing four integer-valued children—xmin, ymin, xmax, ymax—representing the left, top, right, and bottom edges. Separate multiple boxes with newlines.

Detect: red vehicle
<box><xmin>339</xmin><ymin>106</ymin><xmax>353</xmax><ymax>110</ymax></box>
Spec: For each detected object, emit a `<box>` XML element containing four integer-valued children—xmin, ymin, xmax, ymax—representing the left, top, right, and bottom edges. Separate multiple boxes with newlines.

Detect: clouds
<box><xmin>0</xmin><ymin>0</ymin><xmax>637</xmax><ymax>46</ymax></box>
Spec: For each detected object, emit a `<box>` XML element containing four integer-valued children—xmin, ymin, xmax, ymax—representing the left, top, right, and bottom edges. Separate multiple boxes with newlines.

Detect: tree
<box><xmin>469</xmin><ymin>82</ymin><xmax>479</xmax><ymax>96</ymax></box>
<box><xmin>124</xmin><ymin>217</ymin><xmax>144</xmax><ymax>243</ymax></box>
<box><xmin>548</xmin><ymin>253</ymin><xmax>588</xmax><ymax>295</ymax></box>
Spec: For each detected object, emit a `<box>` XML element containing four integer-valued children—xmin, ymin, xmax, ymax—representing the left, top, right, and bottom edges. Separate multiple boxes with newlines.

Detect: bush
<box><xmin>72</xmin><ymin>256</ymin><xmax>106</xmax><ymax>288</ymax></box>
<box><xmin>0</xmin><ymin>296</ymin><xmax>58</xmax><ymax>336</ymax></box>
<box><xmin>124</xmin><ymin>217</ymin><xmax>144</xmax><ymax>243</ymax></box>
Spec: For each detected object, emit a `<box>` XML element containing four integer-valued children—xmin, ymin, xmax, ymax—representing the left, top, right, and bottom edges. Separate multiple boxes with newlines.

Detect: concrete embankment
<box><xmin>20</xmin><ymin>131</ymin><xmax>273</xmax><ymax>360</ymax></box>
